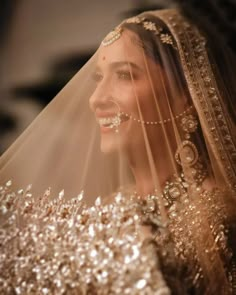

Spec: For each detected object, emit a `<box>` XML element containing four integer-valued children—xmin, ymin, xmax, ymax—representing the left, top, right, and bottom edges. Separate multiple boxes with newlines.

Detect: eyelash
<box><xmin>116</xmin><ymin>70</ymin><xmax>133</xmax><ymax>80</ymax></box>
<box><xmin>92</xmin><ymin>70</ymin><xmax>135</xmax><ymax>83</ymax></box>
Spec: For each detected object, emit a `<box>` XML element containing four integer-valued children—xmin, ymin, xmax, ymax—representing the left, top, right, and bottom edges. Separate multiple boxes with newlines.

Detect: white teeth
<box><xmin>98</xmin><ymin>116</ymin><xmax>121</xmax><ymax>127</ymax></box>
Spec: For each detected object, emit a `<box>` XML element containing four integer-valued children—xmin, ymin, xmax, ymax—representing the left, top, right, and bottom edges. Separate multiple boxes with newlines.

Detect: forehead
<box><xmin>97</xmin><ymin>29</ymin><xmax>145</xmax><ymax>66</ymax></box>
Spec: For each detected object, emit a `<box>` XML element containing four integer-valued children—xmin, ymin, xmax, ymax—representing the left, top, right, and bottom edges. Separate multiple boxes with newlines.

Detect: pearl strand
<box><xmin>120</xmin><ymin>105</ymin><xmax>193</xmax><ymax>125</ymax></box>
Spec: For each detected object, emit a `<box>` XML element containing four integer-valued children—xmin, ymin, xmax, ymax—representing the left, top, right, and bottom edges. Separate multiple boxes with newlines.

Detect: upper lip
<box><xmin>95</xmin><ymin>111</ymin><xmax>119</xmax><ymax>118</ymax></box>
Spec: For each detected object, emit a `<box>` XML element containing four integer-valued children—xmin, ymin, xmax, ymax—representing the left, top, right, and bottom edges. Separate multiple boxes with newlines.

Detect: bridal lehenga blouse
<box><xmin>0</xmin><ymin>9</ymin><xmax>235</xmax><ymax>295</ymax></box>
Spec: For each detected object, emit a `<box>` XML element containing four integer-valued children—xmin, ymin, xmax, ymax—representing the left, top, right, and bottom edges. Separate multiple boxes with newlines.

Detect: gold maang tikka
<box><xmin>101</xmin><ymin>16</ymin><xmax>175</xmax><ymax>48</ymax></box>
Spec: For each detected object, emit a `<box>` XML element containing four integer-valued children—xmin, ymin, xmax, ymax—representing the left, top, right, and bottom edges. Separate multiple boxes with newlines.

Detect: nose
<box><xmin>89</xmin><ymin>78</ymin><xmax>114</xmax><ymax>112</ymax></box>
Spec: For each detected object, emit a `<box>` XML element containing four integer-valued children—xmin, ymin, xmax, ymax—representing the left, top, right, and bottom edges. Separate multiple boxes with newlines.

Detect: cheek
<box><xmin>116</xmin><ymin>84</ymin><xmax>138</xmax><ymax>113</ymax></box>
<box><xmin>131</xmin><ymin>82</ymin><xmax>160</xmax><ymax>120</ymax></box>
<box><xmin>118</xmin><ymin>79</ymin><xmax>151</xmax><ymax>115</ymax></box>
<box><xmin>115</xmin><ymin>80</ymin><xmax>162</xmax><ymax>122</ymax></box>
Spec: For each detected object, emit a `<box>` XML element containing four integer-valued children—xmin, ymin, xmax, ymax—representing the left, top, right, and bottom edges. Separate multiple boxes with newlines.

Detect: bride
<box><xmin>0</xmin><ymin>9</ymin><xmax>235</xmax><ymax>294</ymax></box>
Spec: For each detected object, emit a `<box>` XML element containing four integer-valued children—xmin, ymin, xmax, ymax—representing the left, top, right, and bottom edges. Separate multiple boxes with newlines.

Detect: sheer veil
<box><xmin>0</xmin><ymin>8</ymin><xmax>235</xmax><ymax>294</ymax></box>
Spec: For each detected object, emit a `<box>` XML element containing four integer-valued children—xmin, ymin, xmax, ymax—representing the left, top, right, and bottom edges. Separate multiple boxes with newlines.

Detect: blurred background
<box><xmin>0</xmin><ymin>0</ymin><xmax>235</xmax><ymax>154</ymax></box>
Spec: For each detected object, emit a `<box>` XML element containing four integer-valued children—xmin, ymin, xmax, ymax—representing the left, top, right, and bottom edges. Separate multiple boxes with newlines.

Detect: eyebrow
<box><xmin>96</xmin><ymin>61</ymin><xmax>143</xmax><ymax>72</ymax></box>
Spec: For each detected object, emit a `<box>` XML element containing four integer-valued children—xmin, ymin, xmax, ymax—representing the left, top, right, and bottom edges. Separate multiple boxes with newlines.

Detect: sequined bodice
<box><xmin>0</xmin><ymin>182</ymin><xmax>235</xmax><ymax>294</ymax></box>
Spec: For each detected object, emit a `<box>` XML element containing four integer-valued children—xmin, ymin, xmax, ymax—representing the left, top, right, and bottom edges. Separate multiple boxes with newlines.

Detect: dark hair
<box><xmin>120</xmin><ymin>13</ymin><xmax>191</xmax><ymax>104</ymax></box>
<box><xmin>120</xmin><ymin>13</ymin><xmax>177</xmax><ymax>65</ymax></box>
<box><xmin>121</xmin><ymin>13</ymin><xmax>212</xmax><ymax>175</ymax></box>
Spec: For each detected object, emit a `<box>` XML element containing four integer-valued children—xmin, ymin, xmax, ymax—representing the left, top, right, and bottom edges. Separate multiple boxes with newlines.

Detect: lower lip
<box><xmin>100</xmin><ymin>119</ymin><xmax>129</xmax><ymax>133</ymax></box>
<box><xmin>100</xmin><ymin>126</ymin><xmax>114</xmax><ymax>133</ymax></box>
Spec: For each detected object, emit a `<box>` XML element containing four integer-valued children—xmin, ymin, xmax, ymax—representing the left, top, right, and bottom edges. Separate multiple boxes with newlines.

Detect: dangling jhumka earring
<box><xmin>133</xmin><ymin>111</ymin><xmax>207</xmax><ymax>221</ymax></box>
<box><xmin>175</xmin><ymin>111</ymin><xmax>207</xmax><ymax>186</ymax></box>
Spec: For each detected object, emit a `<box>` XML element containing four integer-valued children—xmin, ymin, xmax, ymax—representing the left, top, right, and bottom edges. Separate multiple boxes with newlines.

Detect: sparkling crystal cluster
<box><xmin>0</xmin><ymin>181</ymin><xmax>170</xmax><ymax>295</ymax></box>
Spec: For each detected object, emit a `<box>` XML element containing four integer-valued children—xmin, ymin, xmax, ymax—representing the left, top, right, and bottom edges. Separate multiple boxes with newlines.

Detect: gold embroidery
<box><xmin>156</xmin><ymin>9</ymin><xmax>236</xmax><ymax>191</ymax></box>
<box><xmin>160</xmin><ymin>33</ymin><xmax>173</xmax><ymax>45</ymax></box>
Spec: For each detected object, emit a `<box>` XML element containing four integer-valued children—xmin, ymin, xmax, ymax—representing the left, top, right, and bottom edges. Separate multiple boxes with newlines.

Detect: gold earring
<box><xmin>175</xmin><ymin>113</ymin><xmax>207</xmax><ymax>186</ymax></box>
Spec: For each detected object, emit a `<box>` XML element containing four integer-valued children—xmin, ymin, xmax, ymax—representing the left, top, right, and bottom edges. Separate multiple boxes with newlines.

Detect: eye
<box><xmin>92</xmin><ymin>72</ymin><xmax>103</xmax><ymax>83</ymax></box>
<box><xmin>116</xmin><ymin>70</ymin><xmax>132</xmax><ymax>80</ymax></box>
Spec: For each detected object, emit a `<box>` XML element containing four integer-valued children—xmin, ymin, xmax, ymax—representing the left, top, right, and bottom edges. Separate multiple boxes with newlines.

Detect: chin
<box><xmin>101</xmin><ymin>140</ymin><xmax>118</xmax><ymax>154</ymax></box>
<box><xmin>100</xmin><ymin>135</ymin><xmax>125</xmax><ymax>154</ymax></box>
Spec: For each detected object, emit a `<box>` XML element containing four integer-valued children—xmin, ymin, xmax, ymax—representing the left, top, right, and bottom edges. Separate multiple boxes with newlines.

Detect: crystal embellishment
<box><xmin>101</xmin><ymin>16</ymin><xmax>174</xmax><ymax>48</ymax></box>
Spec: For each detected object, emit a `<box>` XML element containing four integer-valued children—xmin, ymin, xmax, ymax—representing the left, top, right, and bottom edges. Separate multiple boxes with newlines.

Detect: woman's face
<box><xmin>89</xmin><ymin>29</ymin><xmax>165</xmax><ymax>154</ymax></box>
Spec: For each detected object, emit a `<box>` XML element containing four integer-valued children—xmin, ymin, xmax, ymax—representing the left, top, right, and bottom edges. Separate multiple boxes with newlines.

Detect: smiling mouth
<box><xmin>98</xmin><ymin>114</ymin><xmax>128</xmax><ymax>129</ymax></box>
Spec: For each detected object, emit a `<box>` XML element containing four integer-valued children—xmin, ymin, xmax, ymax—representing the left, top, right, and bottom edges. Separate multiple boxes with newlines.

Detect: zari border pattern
<box><xmin>154</xmin><ymin>9</ymin><xmax>236</xmax><ymax>191</ymax></box>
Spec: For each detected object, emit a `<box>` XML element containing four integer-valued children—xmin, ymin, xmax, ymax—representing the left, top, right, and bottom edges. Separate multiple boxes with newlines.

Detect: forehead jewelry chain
<box><xmin>120</xmin><ymin>105</ymin><xmax>193</xmax><ymax>125</ymax></box>
<box><xmin>101</xmin><ymin>16</ymin><xmax>175</xmax><ymax>49</ymax></box>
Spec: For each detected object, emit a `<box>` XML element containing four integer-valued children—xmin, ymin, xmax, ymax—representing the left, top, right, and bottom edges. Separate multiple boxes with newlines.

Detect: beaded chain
<box><xmin>120</xmin><ymin>105</ymin><xmax>193</xmax><ymax>125</ymax></box>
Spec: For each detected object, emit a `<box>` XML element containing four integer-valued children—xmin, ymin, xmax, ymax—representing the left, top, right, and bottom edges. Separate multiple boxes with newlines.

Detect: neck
<box><xmin>127</xmin><ymin>140</ymin><xmax>175</xmax><ymax>196</ymax></box>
